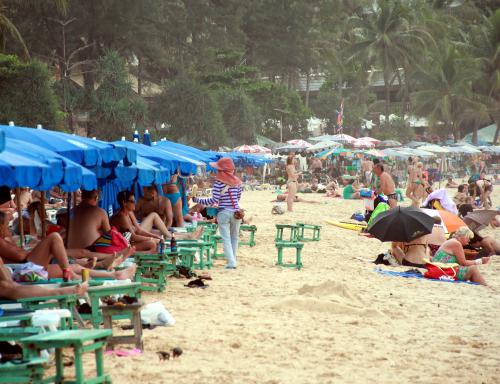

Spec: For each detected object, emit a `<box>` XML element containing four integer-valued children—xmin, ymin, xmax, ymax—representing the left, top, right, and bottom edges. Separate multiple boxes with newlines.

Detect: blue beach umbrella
<box><xmin>1</xmin><ymin>125</ymin><xmax>136</xmax><ymax>167</ymax></box>
<box><xmin>5</xmin><ymin>139</ymin><xmax>97</xmax><ymax>191</ymax></box>
<box><xmin>0</xmin><ymin>150</ymin><xmax>52</xmax><ymax>188</ymax></box>
<box><xmin>155</xmin><ymin>140</ymin><xmax>217</xmax><ymax>164</ymax></box>
<box><xmin>113</xmin><ymin>140</ymin><xmax>201</xmax><ymax>175</ymax></box>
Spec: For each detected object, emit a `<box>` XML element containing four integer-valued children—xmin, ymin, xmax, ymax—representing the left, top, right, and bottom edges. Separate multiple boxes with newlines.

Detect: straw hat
<box><xmin>209</xmin><ymin>158</ymin><xmax>241</xmax><ymax>187</ymax></box>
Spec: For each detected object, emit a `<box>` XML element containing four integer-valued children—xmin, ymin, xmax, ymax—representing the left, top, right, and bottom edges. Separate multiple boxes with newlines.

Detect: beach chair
<box><xmin>239</xmin><ymin>224</ymin><xmax>257</xmax><ymax>247</ymax></box>
<box><xmin>0</xmin><ymin>356</ymin><xmax>47</xmax><ymax>384</ymax></box>
<box><xmin>21</xmin><ymin>329</ymin><xmax>112</xmax><ymax>384</ymax></box>
<box><xmin>0</xmin><ymin>294</ymin><xmax>79</xmax><ymax>330</ymax></box>
<box><xmin>295</xmin><ymin>223</ymin><xmax>321</xmax><ymax>242</ymax></box>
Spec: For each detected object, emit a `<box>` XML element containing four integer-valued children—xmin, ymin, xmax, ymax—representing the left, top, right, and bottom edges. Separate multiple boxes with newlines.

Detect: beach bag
<box><xmin>93</xmin><ymin>226</ymin><xmax>129</xmax><ymax>254</ymax></box>
<box><xmin>228</xmin><ymin>189</ymin><xmax>245</xmax><ymax>220</ymax></box>
<box><xmin>424</xmin><ymin>261</ymin><xmax>459</xmax><ymax>281</ymax></box>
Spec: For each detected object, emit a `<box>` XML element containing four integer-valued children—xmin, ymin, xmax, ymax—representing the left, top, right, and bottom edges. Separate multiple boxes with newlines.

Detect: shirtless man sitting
<box><xmin>135</xmin><ymin>186</ymin><xmax>173</xmax><ymax>228</ymax></box>
<box><xmin>67</xmin><ymin>189</ymin><xmax>134</xmax><ymax>267</ymax></box>
<box><xmin>373</xmin><ymin>163</ymin><xmax>397</xmax><ymax>208</ymax></box>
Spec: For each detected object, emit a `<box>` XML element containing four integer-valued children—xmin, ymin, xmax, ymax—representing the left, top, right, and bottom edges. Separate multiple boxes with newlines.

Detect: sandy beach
<box><xmin>98</xmin><ymin>187</ymin><xmax>499</xmax><ymax>384</ymax></box>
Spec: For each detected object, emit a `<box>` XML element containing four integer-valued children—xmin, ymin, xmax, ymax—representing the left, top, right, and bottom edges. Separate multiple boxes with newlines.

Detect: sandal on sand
<box><xmin>184</xmin><ymin>278</ymin><xmax>208</xmax><ymax>289</ymax></box>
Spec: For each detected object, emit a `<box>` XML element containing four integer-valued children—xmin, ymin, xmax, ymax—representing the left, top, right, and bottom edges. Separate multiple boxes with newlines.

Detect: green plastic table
<box><xmin>22</xmin><ymin>329</ymin><xmax>112</xmax><ymax>384</ymax></box>
<box><xmin>84</xmin><ymin>283</ymin><xmax>142</xmax><ymax>328</ymax></box>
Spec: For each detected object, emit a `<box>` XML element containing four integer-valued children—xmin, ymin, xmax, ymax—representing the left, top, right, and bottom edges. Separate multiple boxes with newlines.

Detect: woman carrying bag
<box><xmin>192</xmin><ymin>158</ymin><xmax>243</xmax><ymax>269</ymax></box>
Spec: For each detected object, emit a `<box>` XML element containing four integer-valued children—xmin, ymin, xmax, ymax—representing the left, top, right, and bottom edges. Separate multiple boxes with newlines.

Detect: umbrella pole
<box><xmin>64</xmin><ymin>192</ymin><xmax>72</xmax><ymax>247</ymax></box>
<box><xmin>15</xmin><ymin>188</ymin><xmax>24</xmax><ymax>246</ymax></box>
<box><xmin>40</xmin><ymin>192</ymin><xmax>47</xmax><ymax>238</ymax></box>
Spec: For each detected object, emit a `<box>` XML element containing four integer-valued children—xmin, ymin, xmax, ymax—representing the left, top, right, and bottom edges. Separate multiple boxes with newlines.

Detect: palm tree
<box><xmin>0</xmin><ymin>2</ymin><xmax>29</xmax><ymax>57</ymax></box>
<box><xmin>469</xmin><ymin>10</ymin><xmax>500</xmax><ymax>144</ymax></box>
<box><xmin>347</xmin><ymin>0</ymin><xmax>434</xmax><ymax>119</ymax></box>
<box><xmin>411</xmin><ymin>45</ymin><xmax>482</xmax><ymax>141</ymax></box>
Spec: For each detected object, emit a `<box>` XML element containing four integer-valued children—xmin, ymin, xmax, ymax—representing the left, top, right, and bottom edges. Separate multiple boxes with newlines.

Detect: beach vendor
<box><xmin>192</xmin><ymin>157</ymin><xmax>243</xmax><ymax>269</ymax></box>
<box><xmin>429</xmin><ymin>226</ymin><xmax>489</xmax><ymax>285</ymax></box>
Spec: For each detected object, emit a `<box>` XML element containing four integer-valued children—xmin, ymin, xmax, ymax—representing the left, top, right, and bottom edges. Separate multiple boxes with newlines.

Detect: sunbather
<box><xmin>111</xmin><ymin>191</ymin><xmax>203</xmax><ymax>252</ymax></box>
<box><xmin>0</xmin><ymin>258</ymin><xmax>89</xmax><ymax>299</ymax></box>
<box><xmin>136</xmin><ymin>185</ymin><xmax>174</xmax><ymax>228</ymax></box>
<box><xmin>431</xmin><ymin>226</ymin><xmax>489</xmax><ymax>285</ymax></box>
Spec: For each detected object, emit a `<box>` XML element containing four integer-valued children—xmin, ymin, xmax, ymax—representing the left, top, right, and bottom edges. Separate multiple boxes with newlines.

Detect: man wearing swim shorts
<box><xmin>373</xmin><ymin>163</ymin><xmax>397</xmax><ymax>208</ymax></box>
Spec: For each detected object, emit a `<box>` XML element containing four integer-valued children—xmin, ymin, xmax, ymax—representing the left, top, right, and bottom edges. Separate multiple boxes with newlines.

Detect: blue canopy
<box><xmin>154</xmin><ymin>140</ymin><xmax>217</xmax><ymax>164</ymax></box>
<box><xmin>1</xmin><ymin>125</ymin><xmax>136</xmax><ymax>167</ymax></box>
<box><xmin>0</xmin><ymin>126</ymin><xmax>5</xmax><ymax>153</ymax></box>
<box><xmin>113</xmin><ymin>140</ymin><xmax>202</xmax><ymax>175</ymax></box>
<box><xmin>91</xmin><ymin>155</ymin><xmax>170</xmax><ymax>188</ymax></box>
<box><xmin>1</xmin><ymin>138</ymin><xmax>97</xmax><ymax>191</ymax></box>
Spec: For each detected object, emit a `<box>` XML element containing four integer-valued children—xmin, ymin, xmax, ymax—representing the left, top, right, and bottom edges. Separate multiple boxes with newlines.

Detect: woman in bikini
<box><xmin>432</xmin><ymin>226</ymin><xmax>489</xmax><ymax>285</ymax></box>
<box><xmin>286</xmin><ymin>156</ymin><xmax>301</xmax><ymax>212</ymax></box>
<box><xmin>163</xmin><ymin>174</ymin><xmax>184</xmax><ymax>227</ymax></box>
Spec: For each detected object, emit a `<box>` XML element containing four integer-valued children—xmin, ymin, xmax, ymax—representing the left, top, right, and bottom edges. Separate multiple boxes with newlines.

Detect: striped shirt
<box><xmin>195</xmin><ymin>181</ymin><xmax>242</xmax><ymax>212</ymax></box>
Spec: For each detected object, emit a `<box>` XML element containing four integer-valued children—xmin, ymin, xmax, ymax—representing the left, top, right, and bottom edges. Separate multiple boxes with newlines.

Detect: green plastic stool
<box><xmin>275</xmin><ymin>241</ymin><xmax>304</xmax><ymax>270</ymax></box>
<box><xmin>211</xmin><ymin>235</ymin><xmax>225</xmax><ymax>259</ymax></box>
<box><xmin>22</xmin><ymin>329</ymin><xmax>112</xmax><ymax>384</ymax></box>
<box><xmin>275</xmin><ymin>224</ymin><xmax>299</xmax><ymax>242</ymax></box>
<box><xmin>296</xmin><ymin>223</ymin><xmax>321</xmax><ymax>242</ymax></box>
<box><xmin>239</xmin><ymin>225</ymin><xmax>257</xmax><ymax>247</ymax></box>
<box><xmin>0</xmin><ymin>357</ymin><xmax>47</xmax><ymax>384</ymax></box>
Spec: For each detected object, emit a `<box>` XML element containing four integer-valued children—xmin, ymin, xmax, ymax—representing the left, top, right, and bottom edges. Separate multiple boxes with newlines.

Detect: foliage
<box><xmin>152</xmin><ymin>76</ymin><xmax>226</xmax><ymax>148</ymax></box>
<box><xmin>375</xmin><ymin>118</ymin><xmax>415</xmax><ymax>143</ymax></box>
<box><xmin>89</xmin><ymin>50</ymin><xmax>147</xmax><ymax>140</ymax></box>
<box><xmin>0</xmin><ymin>54</ymin><xmax>59</xmax><ymax>127</ymax></box>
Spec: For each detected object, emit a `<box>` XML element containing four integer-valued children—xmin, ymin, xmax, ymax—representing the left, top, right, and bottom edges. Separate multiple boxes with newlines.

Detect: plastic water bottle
<box><xmin>170</xmin><ymin>235</ymin><xmax>177</xmax><ymax>253</ymax></box>
<box><xmin>158</xmin><ymin>236</ymin><xmax>165</xmax><ymax>255</ymax></box>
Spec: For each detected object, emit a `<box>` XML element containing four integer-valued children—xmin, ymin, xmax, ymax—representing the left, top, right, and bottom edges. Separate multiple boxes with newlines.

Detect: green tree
<box><xmin>153</xmin><ymin>75</ymin><xmax>226</xmax><ymax>147</ymax></box>
<box><xmin>0</xmin><ymin>54</ymin><xmax>59</xmax><ymax>127</ymax></box>
<box><xmin>411</xmin><ymin>45</ymin><xmax>481</xmax><ymax>141</ymax></box>
<box><xmin>90</xmin><ymin>50</ymin><xmax>147</xmax><ymax>140</ymax></box>
<box><xmin>0</xmin><ymin>1</ymin><xmax>28</xmax><ymax>57</ymax></box>
<box><xmin>347</xmin><ymin>0</ymin><xmax>433</xmax><ymax>119</ymax></box>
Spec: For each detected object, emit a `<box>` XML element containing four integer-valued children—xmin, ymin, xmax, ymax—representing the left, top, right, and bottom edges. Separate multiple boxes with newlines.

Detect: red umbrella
<box><xmin>249</xmin><ymin>145</ymin><xmax>272</xmax><ymax>154</ymax></box>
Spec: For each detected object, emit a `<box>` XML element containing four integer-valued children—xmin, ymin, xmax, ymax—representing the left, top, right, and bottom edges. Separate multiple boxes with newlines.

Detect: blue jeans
<box><xmin>217</xmin><ymin>210</ymin><xmax>241</xmax><ymax>268</ymax></box>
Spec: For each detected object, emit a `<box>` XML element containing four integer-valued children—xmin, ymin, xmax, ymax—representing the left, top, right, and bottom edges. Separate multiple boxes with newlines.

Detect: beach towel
<box><xmin>422</xmin><ymin>189</ymin><xmax>458</xmax><ymax>215</ymax></box>
<box><xmin>374</xmin><ymin>268</ymin><xmax>479</xmax><ymax>285</ymax></box>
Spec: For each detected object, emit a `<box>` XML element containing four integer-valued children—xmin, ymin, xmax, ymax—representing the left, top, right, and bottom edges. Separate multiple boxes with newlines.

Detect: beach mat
<box><xmin>325</xmin><ymin>220</ymin><xmax>366</xmax><ymax>232</ymax></box>
<box><xmin>374</xmin><ymin>268</ymin><xmax>479</xmax><ymax>285</ymax></box>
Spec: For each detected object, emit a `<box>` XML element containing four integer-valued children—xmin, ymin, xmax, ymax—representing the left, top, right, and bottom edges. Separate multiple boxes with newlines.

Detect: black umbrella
<box><xmin>367</xmin><ymin>206</ymin><xmax>435</xmax><ymax>242</ymax></box>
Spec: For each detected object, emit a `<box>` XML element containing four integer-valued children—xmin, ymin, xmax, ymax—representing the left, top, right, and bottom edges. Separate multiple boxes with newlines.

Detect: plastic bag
<box><xmin>140</xmin><ymin>302</ymin><xmax>175</xmax><ymax>326</ymax></box>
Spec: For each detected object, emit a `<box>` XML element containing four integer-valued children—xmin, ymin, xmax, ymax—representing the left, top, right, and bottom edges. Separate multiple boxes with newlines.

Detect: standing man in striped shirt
<box><xmin>192</xmin><ymin>158</ymin><xmax>243</xmax><ymax>269</ymax></box>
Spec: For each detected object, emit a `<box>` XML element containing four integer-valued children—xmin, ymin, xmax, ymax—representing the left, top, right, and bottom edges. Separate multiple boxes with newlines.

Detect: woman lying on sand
<box><xmin>431</xmin><ymin>226</ymin><xmax>490</xmax><ymax>285</ymax></box>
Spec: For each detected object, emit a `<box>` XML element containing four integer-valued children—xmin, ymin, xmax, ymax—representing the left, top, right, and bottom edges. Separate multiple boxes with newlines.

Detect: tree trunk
<box><xmin>384</xmin><ymin>70</ymin><xmax>390</xmax><ymax>122</ymax></box>
<box><xmin>472</xmin><ymin>119</ymin><xmax>479</xmax><ymax>145</ymax></box>
<box><xmin>137</xmin><ymin>55</ymin><xmax>142</xmax><ymax>96</ymax></box>
<box><xmin>305</xmin><ymin>70</ymin><xmax>310</xmax><ymax>108</ymax></box>
<box><xmin>491</xmin><ymin>111</ymin><xmax>500</xmax><ymax>145</ymax></box>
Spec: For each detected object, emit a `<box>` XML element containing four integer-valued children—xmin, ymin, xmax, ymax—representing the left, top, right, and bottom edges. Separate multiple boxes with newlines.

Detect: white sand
<box><xmin>95</xmin><ymin>188</ymin><xmax>500</xmax><ymax>384</ymax></box>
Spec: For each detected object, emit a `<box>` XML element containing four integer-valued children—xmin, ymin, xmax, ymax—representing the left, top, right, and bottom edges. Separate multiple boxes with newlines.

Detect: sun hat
<box><xmin>209</xmin><ymin>157</ymin><xmax>241</xmax><ymax>187</ymax></box>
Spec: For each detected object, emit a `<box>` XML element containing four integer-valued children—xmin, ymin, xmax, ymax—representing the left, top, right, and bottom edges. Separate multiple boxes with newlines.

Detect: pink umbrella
<box><xmin>234</xmin><ymin>145</ymin><xmax>257</xmax><ymax>153</ymax></box>
<box><xmin>250</xmin><ymin>145</ymin><xmax>272</xmax><ymax>154</ymax></box>
<box><xmin>353</xmin><ymin>138</ymin><xmax>375</xmax><ymax>148</ymax></box>
<box><xmin>329</xmin><ymin>134</ymin><xmax>356</xmax><ymax>144</ymax></box>
<box><xmin>286</xmin><ymin>139</ymin><xmax>312</xmax><ymax>148</ymax></box>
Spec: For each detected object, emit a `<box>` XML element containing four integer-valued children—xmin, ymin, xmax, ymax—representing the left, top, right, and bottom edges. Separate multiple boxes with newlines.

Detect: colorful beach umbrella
<box><xmin>307</xmin><ymin>140</ymin><xmax>342</xmax><ymax>153</ymax></box>
<box><xmin>234</xmin><ymin>145</ymin><xmax>257</xmax><ymax>153</ymax></box>
<box><xmin>249</xmin><ymin>145</ymin><xmax>272</xmax><ymax>154</ymax></box>
<box><xmin>286</xmin><ymin>139</ymin><xmax>312</xmax><ymax>148</ymax></box>
<box><xmin>329</xmin><ymin>134</ymin><xmax>356</xmax><ymax>145</ymax></box>
<box><xmin>420</xmin><ymin>208</ymin><xmax>466</xmax><ymax>235</ymax></box>
<box><xmin>378</xmin><ymin>140</ymin><xmax>402</xmax><ymax>148</ymax></box>
<box><xmin>353</xmin><ymin>138</ymin><xmax>375</xmax><ymax>149</ymax></box>
<box><xmin>463</xmin><ymin>210</ymin><xmax>498</xmax><ymax>232</ymax></box>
